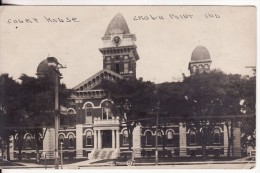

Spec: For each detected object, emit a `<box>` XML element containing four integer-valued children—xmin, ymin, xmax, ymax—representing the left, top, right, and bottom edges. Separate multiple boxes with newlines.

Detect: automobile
<box><xmin>109</xmin><ymin>151</ymin><xmax>135</xmax><ymax>166</ymax></box>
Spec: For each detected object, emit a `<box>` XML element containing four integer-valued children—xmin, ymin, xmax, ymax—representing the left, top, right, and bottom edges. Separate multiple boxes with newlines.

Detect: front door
<box><xmin>102</xmin><ymin>130</ymin><xmax>112</xmax><ymax>148</ymax></box>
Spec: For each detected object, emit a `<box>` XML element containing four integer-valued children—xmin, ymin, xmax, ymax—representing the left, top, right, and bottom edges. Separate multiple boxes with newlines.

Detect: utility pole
<box><xmin>155</xmin><ymin>100</ymin><xmax>160</xmax><ymax>166</ymax></box>
<box><xmin>47</xmin><ymin>57</ymin><xmax>66</xmax><ymax>169</ymax></box>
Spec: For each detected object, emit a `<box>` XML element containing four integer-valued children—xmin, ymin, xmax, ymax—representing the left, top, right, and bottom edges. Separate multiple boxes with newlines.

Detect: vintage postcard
<box><xmin>0</xmin><ymin>5</ymin><xmax>256</xmax><ymax>171</ymax></box>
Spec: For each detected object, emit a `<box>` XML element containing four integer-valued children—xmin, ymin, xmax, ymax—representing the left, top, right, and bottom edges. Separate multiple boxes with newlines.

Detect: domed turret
<box><xmin>188</xmin><ymin>46</ymin><xmax>212</xmax><ymax>75</ymax></box>
<box><xmin>191</xmin><ymin>46</ymin><xmax>211</xmax><ymax>62</ymax></box>
<box><xmin>36</xmin><ymin>57</ymin><xmax>60</xmax><ymax>79</ymax></box>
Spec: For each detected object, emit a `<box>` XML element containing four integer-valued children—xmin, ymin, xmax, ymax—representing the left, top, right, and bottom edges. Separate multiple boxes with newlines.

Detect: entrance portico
<box><xmin>93</xmin><ymin>116</ymin><xmax>120</xmax><ymax>149</ymax></box>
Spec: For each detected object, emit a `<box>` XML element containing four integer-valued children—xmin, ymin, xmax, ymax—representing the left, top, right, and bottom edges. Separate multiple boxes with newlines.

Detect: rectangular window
<box><xmin>124</xmin><ymin>63</ymin><xmax>129</xmax><ymax>73</ymax></box>
<box><xmin>106</xmin><ymin>64</ymin><xmax>111</xmax><ymax>70</ymax></box>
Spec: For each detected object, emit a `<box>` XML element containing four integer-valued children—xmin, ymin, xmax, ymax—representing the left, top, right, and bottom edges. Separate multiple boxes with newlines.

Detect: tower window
<box><xmin>115</xmin><ymin>56</ymin><xmax>120</xmax><ymax>60</ymax></box>
<box><xmin>124</xmin><ymin>63</ymin><xmax>129</xmax><ymax>73</ymax></box>
<box><xmin>106</xmin><ymin>64</ymin><xmax>111</xmax><ymax>70</ymax></box>
<box><xmin>115</xmin><ymin>63</ymin><xmax>120</xmax><ymax>73</ymax></box>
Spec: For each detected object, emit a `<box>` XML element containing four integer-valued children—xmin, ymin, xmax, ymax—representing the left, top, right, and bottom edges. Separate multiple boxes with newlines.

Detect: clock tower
<box><xmin>99</xmin><ymin>13</ymin><xmax>140</xmax><ymax>79</ymax></box>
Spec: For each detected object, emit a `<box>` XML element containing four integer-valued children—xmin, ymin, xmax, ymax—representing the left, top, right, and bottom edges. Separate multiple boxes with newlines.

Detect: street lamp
<box><xmin>60</xmin><ymin>142</ymin><xmax>64</xmax><ymax>169</ymax></box>
<box><xmin>47</xmin><ymin>57</ymin><xmax>65</xmax><ymax>169</ymax></box>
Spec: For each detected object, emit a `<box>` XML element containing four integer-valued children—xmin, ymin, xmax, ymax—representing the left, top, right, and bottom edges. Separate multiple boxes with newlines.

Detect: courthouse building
<box><xmin>10</xmin><ymin>13</ymin><xmax>242</xmax><ymax>160</ymax></box>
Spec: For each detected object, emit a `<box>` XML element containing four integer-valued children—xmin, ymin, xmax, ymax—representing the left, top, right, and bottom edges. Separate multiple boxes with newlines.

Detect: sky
<box><xmin>0</xmin><ymin>6</ymin><xmax>256</xmax><ymax>88</ymax></box>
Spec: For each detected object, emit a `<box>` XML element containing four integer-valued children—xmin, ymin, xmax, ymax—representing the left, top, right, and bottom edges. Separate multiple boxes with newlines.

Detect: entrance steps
<box><xmin>89</xmin><ymin>149</ymin><xmax>119</xmax><ymax>160</ymax></box>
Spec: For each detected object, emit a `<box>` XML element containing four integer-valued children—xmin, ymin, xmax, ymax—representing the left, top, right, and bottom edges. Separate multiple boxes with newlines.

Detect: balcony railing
<box><xmin>93</xmin><ymin>116</ymin><xmax>120</xmax><ymax>125</ymax></box>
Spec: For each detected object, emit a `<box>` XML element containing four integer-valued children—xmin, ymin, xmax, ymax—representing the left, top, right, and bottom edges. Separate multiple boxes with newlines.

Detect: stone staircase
<box><xmin>89</xmin><ymin>149</ymin><xmax>119</xmax><ymax>160</ymax></box>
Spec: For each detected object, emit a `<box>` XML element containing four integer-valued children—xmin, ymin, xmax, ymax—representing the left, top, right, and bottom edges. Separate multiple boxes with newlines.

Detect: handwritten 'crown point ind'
<box><xmin>104</xmin><ymin>13</ymin><xmax>131</xmax><ymax>36</ymax></box>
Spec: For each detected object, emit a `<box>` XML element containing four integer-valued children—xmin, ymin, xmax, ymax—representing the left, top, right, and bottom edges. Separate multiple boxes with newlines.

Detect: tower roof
<box><xmin>104</xmin><ymin>13</ymin><xmax>131</xmax><ymax>36</ymax></box>
<box><xmin>191</xmin><ymin>46</ymin><xmax>211</xmax><ymax>62</ymax></box>
<box><xmin>36</xmin><ymin>59</ymin><xmax>50</xmax><ymax>75</ymax></box>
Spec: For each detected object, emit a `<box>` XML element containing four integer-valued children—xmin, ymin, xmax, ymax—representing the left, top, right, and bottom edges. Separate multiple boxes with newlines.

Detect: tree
<box><xmin>0</xmin><ymin>74</ymin><xmax>21</xmax><ymax>160</ymax></box>
<box><xmin>181</xmin><ymin>70</ymin><xmax>255</xmax><ymax>158</ymax></box>
<box><xmin>102</xmin><ymin>78</ymin><xmax>157</xmax><ymax>150</ymax></box>
<box><xmin>18</xmin><ymin>74</ymin><xmax>71</xmax><ymax>162</ymax></box>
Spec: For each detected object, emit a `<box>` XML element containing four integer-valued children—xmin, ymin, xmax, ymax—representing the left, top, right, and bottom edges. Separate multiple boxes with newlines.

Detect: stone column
<box><xmin>132</xmin><ymin>124</ymin><xmax>142</xmax><ymax>158</ymax></box>
<box><xmin>94</xmin><ymin>130</ymin><xmax>97</xmax><ymax>149</ymax></box>
<box><xmin>233</xmin><ymin>126</ymin><xmax>241</xmax><ymax>157</ymax></box>
<box><xmin>76</xmin><ymin>124</ymin><xmax>83</xmax><ymax>158</ymax></box>
<box><xmin>116</xmin><ymin>130</ymin><xmax>120</xmax><ymax>149</ymax></box>
<box><xmin>179</xmin><ymin>123</ymin><xmax>187</xmax><ymax>157</ymax></box>
<box><xmin>98</xmin><ymin>130</ymin><xmax>102</xmax><ymax>149</ymax></box>
<box><xmin>112</xmin><ymin>130</ymin><xmax>115</xmax><ymax>149</ymax></box>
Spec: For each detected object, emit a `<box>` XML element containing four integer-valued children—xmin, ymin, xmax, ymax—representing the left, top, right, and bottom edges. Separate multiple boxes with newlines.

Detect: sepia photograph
<box><xmin>0</xmin><ymin>5</ymin><xmax>257</xmax><ymax>170</ymax></box>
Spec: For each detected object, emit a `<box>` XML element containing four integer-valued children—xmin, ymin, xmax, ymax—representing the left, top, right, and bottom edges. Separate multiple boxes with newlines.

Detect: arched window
<box><xmin>190</xmin><ymin>129</ymin><xmax>196</xmax><ymax>145</ymax></box>
<box><xmin>25</xmin><ymin>134</ymin><xmax>32</xmax><ymax>149</ymax></box>
<box><xmin>192</xmin><ymin>65</ymin><xmax>198</xmax><ymax>74</ymax></box>
<box><xmin>167</xmin><ymin>130</ymin><xmax>174</xmax><ymax>146</ymax></box>
<box><xmin>67</xmin><ymin>109</ymin><xmax>76</xmax><ymax>126</ymax></box>
<box><xmin>157</xmin><ymin>131</ymin><xmax>163</xmax><ymax>146</ymax></box>
<box><xmin>145</xmin><ymin>131</ymin><xmax>153</xmax><ymax>146</ymax></box>
<box><xmin>204</xmin><ymin>64</ymin><xmax>210</xmax><ymax>72</ymax></box>
<box><xmin>86</xmin><ymin>131</ymin><xmax>92</xmax><ymax>146</ymax></box>
<box><xmin>101</xmin><ymin>101</ymin><xmax>113</xmax><ymax>120</ymax></box>
<box><xmin>123</xmin><ymin>130</ymin><xmax>129</xmax><ymax>145</ymax></box>
<box><xmin>213</xmin><ymin>129</ymin><xmax>221</xmax><ymax>144</ymax></box>
<box><xmin>198</xmin><ymin>65</ymin><xmax>204</xmax><ymax>73</ymax></box>
<box><xmin>85</xmin><ymin>103</ymin><xmax>93</xmax><ymax>124</ymax></box>
<box><xmin>68</xmin><ymin>134</ymin><xmax>74</xmax><ymax>148</ymax></box>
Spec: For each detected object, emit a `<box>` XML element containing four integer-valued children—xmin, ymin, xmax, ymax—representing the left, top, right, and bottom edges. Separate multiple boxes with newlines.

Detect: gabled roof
<box><xmin>73</xmin><ymin>69</ymin><xmax>123</xmax><ymax>91</ymax></box>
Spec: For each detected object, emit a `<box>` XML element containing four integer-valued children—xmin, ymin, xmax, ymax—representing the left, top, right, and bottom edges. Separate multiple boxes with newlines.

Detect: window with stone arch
<box><xmin>67</xmin><ymin>109</ymin><xmax>76</xmax><ymax>126</ymax></box>
<box><xmin>101</xmin><ymin>101</ymin><xmax>113</xmax><ymax>120</ymax></box>
<box><xmin>25</xmin><ymin>134</ymin><xmax>32</xmax><ymax>149</ymax></box>
<box><xmin>167</xmin><ymin>130</ymin><xmax>174</xmax><ymax>146</ymax></box>
<box><xmin>204</xmin><ymin>64</ymin><xmax>210</xmax><ymax>72</ymax></box>
<box><xmin>68</xmin><ymin>134</ymin><xmax>74</xmax><ymax>148</ymax></box>
<box><xmin>86</xmin><ymin>131</ymin><xmax>92</xmax><ymax>146</ymax></box>
<box><xmin>190</xmin><ymin>129</ymin><xmax>196</xmax><ymax>145</ymax></box>
<box><xmin>192</xmin><ymin>65</ymin><xmax>197</xmax><ymax>73</ymax></box>
<box><xmin>213</xmin><ymin>128</ymin><xmax>221</xmax><ymax>144</ymax></box>
<box><xmin>198</xmin><ymin>65</ymin><xmax>204</xmax><ymax>73</ymax></box>
<box><xmin>123</xmin><ymin>130</ymin><xmax>129</xmax><ymax>145</ymax></box>
<box><xmin>85</xmin><ymin>103</ymin><xmax>93</xmax><ymax>124</ymax></box>
<box><xmin>145</xmin><ymin>131</ymin><xmax>153</xmax><ymax>146</ymax></box>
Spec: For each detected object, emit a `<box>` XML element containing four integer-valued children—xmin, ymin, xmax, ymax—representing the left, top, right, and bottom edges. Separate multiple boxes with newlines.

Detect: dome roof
<box><xmin>36</xmin><ymin>58</ymin><xmax>57</xmax><ymax>79</ymax></box>
<box><xmin>191</xmin><ymin>46</ymin><xmax>211</xmax><ymax>62</ymax></box>
<box><xmin>36</xmin><ymin>59</ymin><xmax>50</xmax><ymax>76</ymax></box>
<box><xmin>104</xmin><ymin>13</ymin><xmax>130</xmax><ymax>36</ymax></box>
